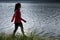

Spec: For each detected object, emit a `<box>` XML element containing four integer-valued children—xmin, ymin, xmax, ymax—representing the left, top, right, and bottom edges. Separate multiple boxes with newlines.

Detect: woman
<box><xmin>11</xmin><ymin>3</ymin><xmax>26</xmax><ymax>36</ymax></box>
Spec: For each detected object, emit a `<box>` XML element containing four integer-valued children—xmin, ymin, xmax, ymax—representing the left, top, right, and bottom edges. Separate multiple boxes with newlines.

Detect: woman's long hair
<box><xmin>14</xmin><ymin>3</ymin><xmax>21</xmax><ymax>11</ymax></box>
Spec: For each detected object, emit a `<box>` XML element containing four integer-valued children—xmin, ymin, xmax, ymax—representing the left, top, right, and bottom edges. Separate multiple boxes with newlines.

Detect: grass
<box><xmin>0</xmin><ymin>32</ymin><xmax>59</xmax><ymax>40</ymax></box>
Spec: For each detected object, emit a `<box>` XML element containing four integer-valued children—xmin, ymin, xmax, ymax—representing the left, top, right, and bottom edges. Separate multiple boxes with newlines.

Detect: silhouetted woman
<box><xmin>11</xmin><ymin>3</ymin><xmax>26</xmax><ymax>36</ymax></box>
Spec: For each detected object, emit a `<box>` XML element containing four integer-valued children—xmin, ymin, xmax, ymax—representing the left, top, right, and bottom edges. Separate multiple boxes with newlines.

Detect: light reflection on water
<box><xmin>0</xmin><ymin>3</ymin><xmax>60</xmax><ymax>37</ymax></box>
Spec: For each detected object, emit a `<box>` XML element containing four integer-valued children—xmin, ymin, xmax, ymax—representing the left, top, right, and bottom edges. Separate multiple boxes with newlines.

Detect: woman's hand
<box><xmin>24</xmin><ymin>20</ymin><xmax>26</xmax><ymax>23</ymax></box>
<box><xmin>11</xmin><ymin>20</ymin><xmax>13</xmax><ymax>22</ymax></box>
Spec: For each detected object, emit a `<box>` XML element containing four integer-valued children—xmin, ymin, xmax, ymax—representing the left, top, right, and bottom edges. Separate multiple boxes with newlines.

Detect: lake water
<box><xmin>0</xmin><ymin>3</ymin><xmax>60</xmax><ymax>37</ymax></box>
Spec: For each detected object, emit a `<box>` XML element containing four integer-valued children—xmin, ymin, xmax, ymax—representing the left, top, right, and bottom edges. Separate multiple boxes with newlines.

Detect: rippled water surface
<box><xmin>0</xmin><ymin>3</ymin><xmax>60</xmax><ymax>37</ymax></box>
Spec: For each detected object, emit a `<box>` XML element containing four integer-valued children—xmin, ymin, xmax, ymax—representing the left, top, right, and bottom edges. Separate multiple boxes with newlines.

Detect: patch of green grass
<box><xmin>0</xmin><ymin>32</ymin><xmax>59</xmax><ymax>40</ymax></box>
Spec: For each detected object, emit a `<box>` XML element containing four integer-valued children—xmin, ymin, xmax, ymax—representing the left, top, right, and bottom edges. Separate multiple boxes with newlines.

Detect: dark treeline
<box><xmin>0</xmin><ymin>0</ymin><xmax>60</xmax><ymax>3</ymax></box>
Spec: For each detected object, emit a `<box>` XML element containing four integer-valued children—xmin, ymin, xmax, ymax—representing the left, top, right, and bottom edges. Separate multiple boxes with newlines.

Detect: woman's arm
<box><xmin>21</xmin><ymin>18</ymin><xmax>26</xmax><ymax>23</ymax></box>
<box><xmin>11</xmin><ymin>13</ymin><xmax>15</xmax><ymax>22</ymax></box>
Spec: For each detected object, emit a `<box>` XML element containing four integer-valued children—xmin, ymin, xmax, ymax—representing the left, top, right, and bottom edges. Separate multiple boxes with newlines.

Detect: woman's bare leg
<box><xmin>20</xmin><ymin>23</ymin><xmax>25</xmax><ymax>36</ymax></box>
<box><xmin>13</xmin><ymin>24</ymin><xmax>18</xmax><ymax>36</ymax></box>
<box><xmin>20</xmin><ymin>27</ymin><xmax>25</xmax><ymax>35</ymax></box>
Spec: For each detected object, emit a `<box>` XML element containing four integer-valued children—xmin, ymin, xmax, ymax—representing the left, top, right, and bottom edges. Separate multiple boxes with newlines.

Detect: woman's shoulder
<box><xmin>15</xmin><ymin>9</ymin><xmax>20</xmax><ymax>12</ymax></box>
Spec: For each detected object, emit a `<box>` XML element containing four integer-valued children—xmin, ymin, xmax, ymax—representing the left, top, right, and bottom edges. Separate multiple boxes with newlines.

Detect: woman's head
<box><xmin>14</xmin><ymin>3</ymin><xmax>21</xmax><ymax>11</ymax></box>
